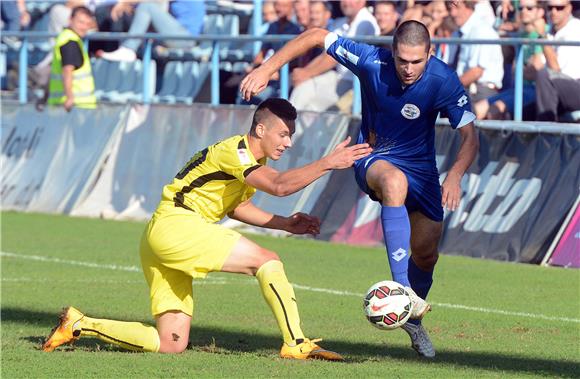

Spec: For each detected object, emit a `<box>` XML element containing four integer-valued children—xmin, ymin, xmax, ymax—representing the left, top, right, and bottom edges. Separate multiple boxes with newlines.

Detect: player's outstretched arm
<box><xmin>228</xmin><ymin>200</ymin><xmax>320</xmax><ymax>235</ymax></box>
<box><xmin>240</xmin><ymin>28</ymin><xmax>330</xmax><ymax>101</ymax></box>
<box><xmin>245</xmin><ymin>136</ymin><xmax>372</xmax><ymax>197</ymax></box>
<box><xmin>441</xmin><ymin>123</ymin><xmax>479</xmax><ymax>211</ymax></box>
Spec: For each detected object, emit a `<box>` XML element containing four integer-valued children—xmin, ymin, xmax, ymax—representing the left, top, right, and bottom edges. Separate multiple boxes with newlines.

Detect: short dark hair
<box><xmin>393</xmin><ymin>20</ymin><xmax>431</xmax><ymax>53</ymax></box>
<box><xmin>250</xmin><ymin>98</ymin><xmax>297</xmax><ymax>134</ymax></box>
<box><xmin>71</xmin><ymin>6</ymin><xmax>94</xmax><ymax>19</ymax></box>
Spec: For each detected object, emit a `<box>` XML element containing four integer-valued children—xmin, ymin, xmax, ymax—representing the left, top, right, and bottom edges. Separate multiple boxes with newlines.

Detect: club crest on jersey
<box><xmin>401</xmin><ymin>103</ymin><xmax>420</xmax><ymax>119</ymax></box>
<box><xmin>237</xmin><ymin>149</ymin><xmax>251</xmax><ymax>165</ymax></box>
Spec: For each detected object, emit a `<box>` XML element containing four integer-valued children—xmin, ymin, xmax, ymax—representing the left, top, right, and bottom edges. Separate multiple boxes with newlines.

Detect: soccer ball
<box><xmin>363</xmin><ymin>280</ymin><xmax>412</xmax><ymax>330</ymax></box>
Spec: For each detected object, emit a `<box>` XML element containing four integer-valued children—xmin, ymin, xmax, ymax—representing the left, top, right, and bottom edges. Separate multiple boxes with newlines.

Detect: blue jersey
<box><xmin>326</xmin><ymin>35</ymin><xmax>475</xmax><ymax>174</ymax></box>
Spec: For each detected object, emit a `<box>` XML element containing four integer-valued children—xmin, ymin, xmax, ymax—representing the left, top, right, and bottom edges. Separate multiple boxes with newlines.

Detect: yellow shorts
<box><xmin>139</xmin><ymin>207</ymin><xmax>241</xmax><ymax>317</ymax></box>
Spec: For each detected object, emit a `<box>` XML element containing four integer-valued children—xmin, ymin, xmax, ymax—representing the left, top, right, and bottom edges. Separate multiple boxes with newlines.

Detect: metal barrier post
<box><xmin>280</xmin><ymin>63</ymin><xmax>289</xmax><ymax>100</ymax></box>
<box><xmin>514</xmin><ymin>44</ymin><xmax>524</xmax><ymax>121</ymax></box>
<box><xmin>352</xmin><ymin>76</ymin><xmax>361</xmax><ymax>115</ymax></box>
<box><xmin>18</xmin><ymin>38</ymin><xmax>28</xmax><ymax>104</ymax></box>
<box><xmin>211</xmin><ymin>41</ymin><xmax>220</xmax><ymax>105</ymax></box>
<box><xmin>142</xmin><ymin>39</ymin><xmax>152</xmax><ymax>104</ymax></box>
<box><xmin>252</xmin><ymin>0</ymin><xmax>263</xmax><ymax>57</ymax></box>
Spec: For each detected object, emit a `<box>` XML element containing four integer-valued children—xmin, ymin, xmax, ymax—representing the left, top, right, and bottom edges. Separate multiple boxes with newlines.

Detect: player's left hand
<box><xmin>441</xmin><ymin>171</ymin><xmax>463</xmax><ymax>211</ymax></box>
<box><xmin>240</xmin><ymin>66</ymin><xmax>271</xmax><ymax>101</ymax></box>
<box><xmin>285</xmin><ymin>212</ymin><xmax>321</xmax><ymax>235</ymax></box>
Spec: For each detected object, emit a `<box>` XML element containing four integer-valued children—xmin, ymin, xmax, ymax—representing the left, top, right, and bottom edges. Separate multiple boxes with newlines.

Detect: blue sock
<box><xmin>406</xmin><ymin>258</ymin><xmax>434</xmax><ymax>326</ymax></box>
<box><xmin>381</xmin><ymin>205</ymin><xmax>411</xmax><ymax>287</ymax></box>
<box><xmin>408</xmin><ymin>257</ymin><xmax>434</xmax><ymax>300</ymax></box>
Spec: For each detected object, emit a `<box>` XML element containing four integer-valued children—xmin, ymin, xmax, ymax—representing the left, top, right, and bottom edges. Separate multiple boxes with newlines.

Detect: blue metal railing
<box><xmin>2</xmin><ymin>31</ymin><xmax>579</xmax><ymax>120</ymax></box>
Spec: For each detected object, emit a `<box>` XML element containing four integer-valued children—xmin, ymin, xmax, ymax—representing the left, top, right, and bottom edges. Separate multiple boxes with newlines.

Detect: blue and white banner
<box><xmin>72</xmin><ymin>104</ymin><xmax>255</xmax><ymax>219</ymax></box>
<box><xmin>313</xmin><ymin>125</ymin><xmax>580</xmax><ymax>264</ymax></box>
<box><xmin>1</xmin><ymin>104</ymin><xmax>126</xmax><ymax>213</ymax></box>
<box><xmin>72</xmin><ymin>105</ymin><xmax>351</xmax><ymax>220</ymax></box>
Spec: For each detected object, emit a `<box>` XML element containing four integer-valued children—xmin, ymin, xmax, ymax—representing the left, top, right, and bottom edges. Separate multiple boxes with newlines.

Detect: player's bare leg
<box><xmin>220</xmin><ymin>236</ymin><xmax>343</xmax><ymax>361</ymax></box>
<box><xmin>409</xmin><ymin>211</ymin><xmax>442</xmax><ymax>273</ymax></box>
<box><xmin>366</xmin><ymin>160</ymin><xmax>407</xmax><ymax>207</ymax></box>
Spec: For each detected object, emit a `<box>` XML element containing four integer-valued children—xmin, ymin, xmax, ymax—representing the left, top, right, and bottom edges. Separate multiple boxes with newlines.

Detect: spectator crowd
<box><xmin>1</xmin><ymin>0</ymin><xmax>579</xmax><ymax>122</ymax></box>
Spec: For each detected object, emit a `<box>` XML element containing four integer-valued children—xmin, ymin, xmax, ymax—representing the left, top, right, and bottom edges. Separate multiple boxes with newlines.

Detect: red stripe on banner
<box><xmin>549</xmin><ymin>206</ymin><xmax>580</xmax><ymax>268</ymax></box>
<box><xmin>330</xmin><ymin>203</ymin><xmax>383</xmax><ymax>246</ymax></box>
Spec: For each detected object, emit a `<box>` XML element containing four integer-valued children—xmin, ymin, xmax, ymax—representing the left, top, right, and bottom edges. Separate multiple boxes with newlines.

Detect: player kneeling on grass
<box><xmin>43</xmin><ymin>98</ymin><xmax>371</xmax><ymax>360</ymax></box>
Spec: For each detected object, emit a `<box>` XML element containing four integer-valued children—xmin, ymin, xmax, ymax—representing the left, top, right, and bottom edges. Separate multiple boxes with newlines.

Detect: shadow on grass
<box><xmin>5</xmin><ymin>306</ymin><xmax>578</xmax><ymax>378</ymax></box>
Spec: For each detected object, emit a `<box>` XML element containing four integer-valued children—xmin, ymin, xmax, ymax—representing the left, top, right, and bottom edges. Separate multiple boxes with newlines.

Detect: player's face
<box><xmin>393</xmin><ymin>43</ymin><xmax>429</xmax><ymax>85</ymax></box>
<box><xmin>261</xmin><ymin>117</ymin><xmax>295</xmax><ymax>161</ymax></box>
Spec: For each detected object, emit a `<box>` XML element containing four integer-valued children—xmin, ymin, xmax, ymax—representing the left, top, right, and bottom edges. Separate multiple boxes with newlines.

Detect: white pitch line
<box><xmin>292</xmin><ymin>283</ymin><xmax>580</xmax><ymax>324</ymax></box>
<box><xmin>1</xmin><ymin>251</ymin><xmax>141</xmax><ymax>272</ymax></box>
<box><xmin>3</xmin><ymin>251</ymin><xmax>579</xmax><ymax>324</ymax></box>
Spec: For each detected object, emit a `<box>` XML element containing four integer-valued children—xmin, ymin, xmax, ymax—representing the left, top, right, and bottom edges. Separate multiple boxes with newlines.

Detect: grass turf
<box><xmin>1</xmin><ymin>211</ymin><xmax>579</xmax><ymax>378</ymax></box>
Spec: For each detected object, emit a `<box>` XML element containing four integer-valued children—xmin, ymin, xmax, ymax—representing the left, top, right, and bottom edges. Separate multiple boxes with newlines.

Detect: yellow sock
<box><xmin>79</xmin><ymin>316</ymin><xmax>160</xmax><ymax>352</ymax></box>
<box><xmin>256</xmin><ymin>260</ymin><xmax>305</xmax><ymax>344</ymax></box>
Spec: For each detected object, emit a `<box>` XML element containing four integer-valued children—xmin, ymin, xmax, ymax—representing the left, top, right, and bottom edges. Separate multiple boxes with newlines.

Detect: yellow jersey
<box><xmin>158</xmin><ymin>134</ymin><xmax>266</xmax><ymax>223</ymax></box>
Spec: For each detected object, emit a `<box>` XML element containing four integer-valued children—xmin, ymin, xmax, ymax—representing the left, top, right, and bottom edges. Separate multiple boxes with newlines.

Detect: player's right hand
<box><xmin>240</xmin><ymin>67</ymin><xmax>271</xmax><ymax>101</ymax></box>
<box><xmin>325</xmin><ymin>136</ymin><xmax>372</xmax><ymax>169</ymax></box>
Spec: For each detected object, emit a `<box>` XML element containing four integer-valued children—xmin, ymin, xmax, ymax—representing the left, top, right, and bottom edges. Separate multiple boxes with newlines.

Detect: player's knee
<box><xmin>158</xmin><ymin>337</ymin><xmax>189</xmax><ymax>354</ymax></box>
<box><xmin>249</xmin><ymin>248</ymin><xmax>279</xmax><ymax>275</ymax></box>
<box><xmin>413</xmin><ymin>251</ymin><xmax>439</xmax><ymax>271</ymax></box>
<box><xmin>256</xmin><ymin>249</ymin><xmax>279</xmax><ymax>267</ymax></box>
<box><xmin>378</xmin><ymin>173</ymin><xmax>407</xmax><ymax>203</ymax></box>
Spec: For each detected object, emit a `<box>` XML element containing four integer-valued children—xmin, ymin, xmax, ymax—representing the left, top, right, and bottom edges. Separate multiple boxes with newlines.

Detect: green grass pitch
<box><xmin>1</xmin><ymin>211</ymin><xmax>579</xmax><ymax>378</ymax></box>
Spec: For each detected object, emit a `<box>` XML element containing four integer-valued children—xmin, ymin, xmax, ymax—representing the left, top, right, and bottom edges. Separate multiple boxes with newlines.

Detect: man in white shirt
<box><xmin>450</xmin><ymin>0</ymin><xmax>504</xmax><ymax>103</ymax></box>
<box><xmin>534</xmin><ymin>0</ymin><xmax>580</xmax><ymax>121</ymax></box>
<box><xmin>288</xmin><ymin>0</ymin><xmax>379</xmax><ymax>112</ymax></box>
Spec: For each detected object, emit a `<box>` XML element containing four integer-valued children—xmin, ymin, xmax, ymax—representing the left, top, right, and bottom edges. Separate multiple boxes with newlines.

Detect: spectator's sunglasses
<box><xmin>519</xmin><ymin>5</ymin><xmax>537</xmax><ymax>11</ymax></box>
<box><xmin>547</xmin><ymin>5</ymin><xmax>567</xmax><ymax>11</ymax></box>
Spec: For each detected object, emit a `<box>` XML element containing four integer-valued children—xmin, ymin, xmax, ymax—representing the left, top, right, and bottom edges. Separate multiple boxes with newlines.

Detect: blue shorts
<box><xmin>354</xmin><ymin>155</ymin><xmax>444</xmax><ymax>222</ymax></box>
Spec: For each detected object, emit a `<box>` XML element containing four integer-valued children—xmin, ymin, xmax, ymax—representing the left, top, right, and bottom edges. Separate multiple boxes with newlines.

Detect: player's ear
<box><xmin>256</xmin><ymin>123</ymin><xmax>266</xmax><ymax>137</ymax></box>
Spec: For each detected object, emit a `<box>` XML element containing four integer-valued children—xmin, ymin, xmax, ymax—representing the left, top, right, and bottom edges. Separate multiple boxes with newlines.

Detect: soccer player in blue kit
<box><xmin>241</xmin><ymin>20</ymin><xmax>479</xmax><ymax>358</ymax></box>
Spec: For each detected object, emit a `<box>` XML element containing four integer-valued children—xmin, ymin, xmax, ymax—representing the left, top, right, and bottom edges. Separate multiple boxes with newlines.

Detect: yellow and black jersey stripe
<box><xmin>159</xmin><ymin>134</ymin><xmax>266</xmax><ymax>223</ymax></box>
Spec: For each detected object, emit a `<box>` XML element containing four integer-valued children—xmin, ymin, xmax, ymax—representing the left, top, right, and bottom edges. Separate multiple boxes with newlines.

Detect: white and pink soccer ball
<box><xmin>363</xmin><ymin>280</ymin><xmax>412</xmax><ymax>330</ymax></box>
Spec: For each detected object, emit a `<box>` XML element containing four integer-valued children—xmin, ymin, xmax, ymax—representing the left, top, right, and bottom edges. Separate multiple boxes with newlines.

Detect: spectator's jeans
<box><xmin>122</xmin><ymin>2</ymin><xmax>192</xmax><ymax>52</ymax></box>
<box><xmin>487</xmin><ymin>84</ymin><xmax>536</xmax><ymax>116</ymax></box>
<box><xmin>94</xmin><ymin>3</ymin><xmax>134</xmax><ymax>52</ymax></box>
<box><xmin>1</xmin><ymin>1</ymin><xmax>21</xmax><ymax>31</ymax></box>
<box><xmin>535</xmin><ymin>68</ymin><xmax>580</xmax><ymax>121</ymax></box>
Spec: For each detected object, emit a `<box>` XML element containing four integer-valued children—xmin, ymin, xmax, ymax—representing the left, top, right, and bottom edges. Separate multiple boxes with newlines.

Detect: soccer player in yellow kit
<box><xmin>43</xmin><ymin>98</ymin><xmax>372</xmax><ymax>360</ymax></box>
